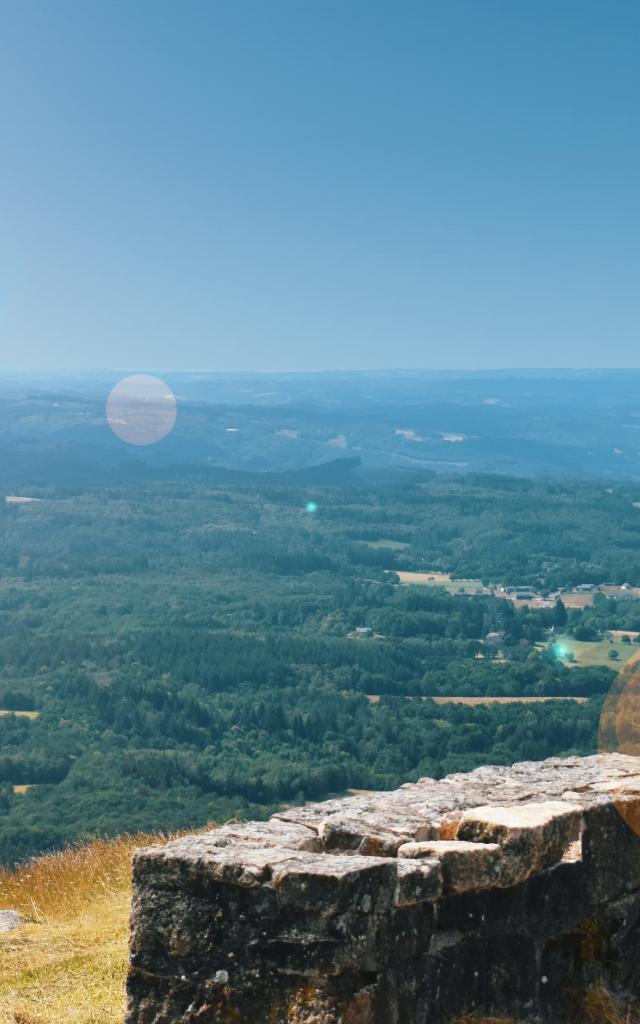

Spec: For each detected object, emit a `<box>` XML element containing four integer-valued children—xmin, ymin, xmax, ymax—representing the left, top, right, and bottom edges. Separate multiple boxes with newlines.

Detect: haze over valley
<box><xmin>3</xmin><ymin>369</ymin><xmax>640</xmax><ymax>486</ymax></box>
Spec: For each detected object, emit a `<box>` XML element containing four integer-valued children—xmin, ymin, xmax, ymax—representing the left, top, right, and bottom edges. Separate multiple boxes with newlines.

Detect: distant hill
<box><xmin>2</xmin><ymin>368</ymin><xmax>640</xmax><ymax>487</ymax></box>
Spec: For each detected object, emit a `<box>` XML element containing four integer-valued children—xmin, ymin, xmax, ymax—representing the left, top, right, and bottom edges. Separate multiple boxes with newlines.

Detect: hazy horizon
<box><xmin>4</xmin><ymin>366</ymin><xmax>640</xmax><ymax>378</ymax></box>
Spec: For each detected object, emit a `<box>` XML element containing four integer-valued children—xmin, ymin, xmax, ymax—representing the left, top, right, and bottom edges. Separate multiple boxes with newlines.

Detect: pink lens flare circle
<box><xmin>106</xmin><ymin>375</ymin><xmax>177</xmax><ymax>446</ymax></box>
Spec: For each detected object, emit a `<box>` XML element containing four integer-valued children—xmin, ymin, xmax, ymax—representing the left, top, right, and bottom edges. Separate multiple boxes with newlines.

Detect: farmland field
<box><xmin>365</xmin><ymin>539</ymin><xmax>410</xmax><ymax>550</ymax></box>
<box><xmin>366</xmin><ymin>695</ymin><xmax>589</xmax><ymax>705</ymax></box>
<box><xmin>549</xmin><ymin>636</ymin><xmax>640</xmax><ymax>668</ymax></box>
<box><xmin>394</xmin><ymin>571</ymin><xmax>487</xmax><ymax>593</ymax></box>
<box><xmin>429</xmin><ymin>695</ymin><xmax>590</xmax><ymax>705</ymax></box>
<box><xmin>558</xmin><ymin>591</ymin><xmax>596</xmax><ymax>609</ymax></box>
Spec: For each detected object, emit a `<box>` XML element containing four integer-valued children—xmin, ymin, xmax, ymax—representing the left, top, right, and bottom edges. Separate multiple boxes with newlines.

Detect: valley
<box><xmin>1</xmin><ymin>470</ymin><xmax>639</xmax><ymax>865</ymax></box>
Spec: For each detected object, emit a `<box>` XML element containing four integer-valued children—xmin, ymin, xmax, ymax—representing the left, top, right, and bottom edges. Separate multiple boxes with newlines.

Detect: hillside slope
<box><xmin>0</xmin><ymin>835</ymin><xmax>161</xmax><ymax>1024</ymax></box>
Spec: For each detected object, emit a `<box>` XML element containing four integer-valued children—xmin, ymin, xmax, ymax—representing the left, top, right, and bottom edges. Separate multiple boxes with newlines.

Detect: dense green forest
<box><xmin>1</xmin><ymin>471</ymin><xmax>639</xmax><ymax>864</ymax></box>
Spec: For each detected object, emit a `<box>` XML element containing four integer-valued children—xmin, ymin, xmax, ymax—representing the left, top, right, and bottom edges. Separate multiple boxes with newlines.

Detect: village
<box><xmin>390</xmin><ymin>569</ymin><xmax>640</xmax><ymax>610</ymax></box>
<box><xmin>345</xmin><ymin>570</ymin><xmax>640</xmax><ymax>670</ymax></box>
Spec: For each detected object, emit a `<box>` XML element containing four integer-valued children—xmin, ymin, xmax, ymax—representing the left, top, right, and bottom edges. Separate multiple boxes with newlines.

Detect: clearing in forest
<box><xmin>550</xmin><ymin>636</ymin><xmax>640</xmax><ymax>668</ymax></box>
<box><xmin>394</xmin><ymin>570</ymin><xmax>486</xmax><ymax>593</ymax></box>
<box><xmin>364</xmin><ymin>539</ymin><xmax>410</xmax><ymax>550</ymax></box>
<box><xmin>365</xmin><ymin>695</ymin><xmax>589</xmax><ymax>704</ymax></box>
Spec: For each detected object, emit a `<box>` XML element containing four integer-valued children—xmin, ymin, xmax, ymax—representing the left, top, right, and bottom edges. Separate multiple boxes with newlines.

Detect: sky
<box><xmin>1</xmin><ymin>0</ymin><xmax>639</xmax><ymax>372</ymax></box>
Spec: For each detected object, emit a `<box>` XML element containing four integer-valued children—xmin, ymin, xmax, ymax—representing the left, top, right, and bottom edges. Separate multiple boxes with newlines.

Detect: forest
<box><xmin>0</xmin><ymin>471</ymin><xmax>638</xmax><ymax>864</ymax></box>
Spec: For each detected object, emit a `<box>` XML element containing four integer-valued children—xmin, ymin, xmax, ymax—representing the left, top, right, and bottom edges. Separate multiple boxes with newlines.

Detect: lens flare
<box><xmin>598</xmin><ymin>652</ymin><xmax>640</xmax><ymax>835</ymax></box>
<box><xmin>305</xmin><ymin>501</ymin><xmax>318</xmax><ymax>513</ymax></box>
<box><xmin>106</xmin><ymin>374</ymin><xmax>177</xmax><ymax>446</ymax></box>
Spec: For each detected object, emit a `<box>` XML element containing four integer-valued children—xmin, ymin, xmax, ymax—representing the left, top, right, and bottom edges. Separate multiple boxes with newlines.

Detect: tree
<box><xmin>553</xmin><ymin>599</ymin><xmax>568</xmax><ymax>628</ymax></box>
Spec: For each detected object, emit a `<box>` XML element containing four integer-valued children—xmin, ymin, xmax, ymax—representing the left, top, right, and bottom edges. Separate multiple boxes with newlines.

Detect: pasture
<box><xmin>550</xmin><ymin>636</ymin><xmax>640</xmax><ymax>668</ymax></box>
<box><xmin>558</xmin><ymin>590</ymin><xmax>596</xmax><ymax>609</ymax></box>
<box><xmin>364</xmin><ymin>539</ymin><xmax>410</xmax><ymax>550</ymax></box>
<box><xmin>394</xmin><ymin>570</ymin><xmax>487</xmax><ymax>593</ymax></box>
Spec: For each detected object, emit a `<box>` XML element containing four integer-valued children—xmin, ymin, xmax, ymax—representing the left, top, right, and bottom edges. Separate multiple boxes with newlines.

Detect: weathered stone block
<box><xmin>397</xmin><ymin>839</ymin><xmax>502</xmax><ymax>893</ymax></box>
<box><xmin>394</xmin><ymin>858</ymin><xmax>443</xmax><ymax>905</ymax></box>
<box><xmin>456</xmin><ymin>800</ymin><xmax>582</xmax><ymax>886</ymax></box>
<box><xmin>318</xmin><ymin>816</ymin><xmax>411</xmax><ymax>856</ymax></box>
<box><xmin>126</xmin><ymin>754</ymin><xmax>640</xmax><ymax>1024</ymax></box>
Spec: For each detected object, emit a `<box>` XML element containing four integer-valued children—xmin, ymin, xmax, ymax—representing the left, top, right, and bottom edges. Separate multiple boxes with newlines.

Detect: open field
<box><xmin>394</xmin><ymin>571</ymin><xmax>487</xmax><ymax>593</ymax></box>
<box><xmin>557</xmin><ymin>590</ymin><xmax>596</xmax><ymax>609</ymax></box>
<box><xmin>429</xmin><ymin>695</ymin><xmax>590</xmax><ymax>705</ymax></box>
<box><xmin>550</xmin><ymin>636</ymin><xmax>640</xmax><ymax>668</ymax></box>
<box><xmin>366</xmin><ymin>695</ymin><xmax>589</xmax><ymax>705</ymax></box>
<box><xmin>364</xmin><ymin>539</ymin><xmax>410</xmax><ymax>550</ymax></box>
<box><xmin>601</xmin><ymin>585</ymin><xmax>640</xmax><ymax>600</ymax></box>
<box><xmin>382</xmin><ymin>572</ymin><xmax>640</xmax><ymax>612</ymax></box>
<box><xmin>0</xmin><ymin>834</ymin><xmax>171</xmax><ymax>1024</ymax></box>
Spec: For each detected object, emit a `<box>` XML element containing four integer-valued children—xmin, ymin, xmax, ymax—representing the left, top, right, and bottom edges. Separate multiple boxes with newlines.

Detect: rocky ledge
<box><xmin>126</xmin><ymin>754</ymin><xmax>640</xmax><ymax>1023</ymax></box>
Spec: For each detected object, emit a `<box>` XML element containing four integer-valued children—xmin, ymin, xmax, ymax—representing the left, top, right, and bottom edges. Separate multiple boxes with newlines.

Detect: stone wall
<box><xmin>126</xmin><ymin>754</ymin><xmax>640</xmax><ymax>1023</ymax></box>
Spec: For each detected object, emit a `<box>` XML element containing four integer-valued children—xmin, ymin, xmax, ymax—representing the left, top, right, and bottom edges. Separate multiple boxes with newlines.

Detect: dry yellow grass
<box><xmin>365</xmin><ymin>694</ymin><xmax>588</xmax><ymax>705</ymax></box>
<box><xmin>452</xmin><ymin>1016</ymin><xmax>516</xmax><ymax>1023</ymax></box>
<box><xmin>0</xmin><ymin>834</ymin><xmax>166</xmax><ymax>1024</ymax></box>
<box><xmin>452</xmin><ymin>985</ymin><xmax>639</xmax><ymax>1024</ymax></box>
<box><xmin>577</xmin><ymin>984</ymin><xmax>640</xmax><ymax>1024</ymax></box>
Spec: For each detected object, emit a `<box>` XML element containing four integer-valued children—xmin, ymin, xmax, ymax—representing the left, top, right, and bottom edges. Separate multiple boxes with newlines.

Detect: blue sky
<box><xmin>1</xmin><ymin>0</ymin><xmax>639</xmax><ymax>371</ymax></box>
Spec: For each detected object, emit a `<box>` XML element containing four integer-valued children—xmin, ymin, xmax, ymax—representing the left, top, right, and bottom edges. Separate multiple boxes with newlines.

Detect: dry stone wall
<box><xmin>126</xmin><ymin>754</ymin><xmax>640</xmax><ymax>1023</ymax></box>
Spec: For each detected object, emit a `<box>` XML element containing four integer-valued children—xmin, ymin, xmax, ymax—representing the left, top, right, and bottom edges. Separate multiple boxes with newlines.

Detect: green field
<box><xmin>364</xmin><ymin>539</ymin><xmax>410</xmax><ymax>550</ymax></box>
<box><xmin>550</xmin><ymin>635</ymin><xmax>640</xmax><ymax>668</ymax></box>
<box><xmin>394</xmin><ymin>570</ymin><xmax>487</xmax><ymax>593</ymax></box>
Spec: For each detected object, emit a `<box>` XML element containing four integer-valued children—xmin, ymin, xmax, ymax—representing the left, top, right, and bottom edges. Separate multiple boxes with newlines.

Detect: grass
<box><xmin>363</xmin><ymin>538</ymin><xmax>410</xmax><ymax>550</ymax></box>
<box><xmin>366</xmin><ymin>695</ymin><xmax>588</xmax><ymax>705</ymax></box>
<box><xmin>558</xmin><ymin>591</ymin><xmax>596</xmax><ymax>608</ymax></box>
<box><xmin>549</xmin><ymin>636</ymin><xmax>639</xmax><ymax>668</ymax></box>
<box><xmin>451</xmin><ymin>985</ymin><xmax>640</xmax><ymax>1024</ymax></box>
<box><xmin>577</xmin><ymin>985</ymin><xmax>640</xmax><ymax>1023</ymax></box>
<box><xmin>429</xmin><ymin>695</ymin><xmax>588</xmax><ymax>704</ymax></box>
<box><xmin>452</xmin><ymin>1018</ymin><xmax>516</xmax><ymax>1024</ymax></box>
<box><xmin>395</xmin><ymin>570</ymin><xmax>486</xmax><ymax>593</ymax></box>
<box><xmin>0</xmin><ymin>834</ymin><xmax>165</xmax><ymax>1024</ymax></box>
